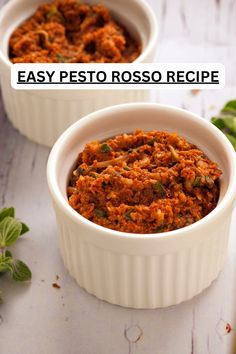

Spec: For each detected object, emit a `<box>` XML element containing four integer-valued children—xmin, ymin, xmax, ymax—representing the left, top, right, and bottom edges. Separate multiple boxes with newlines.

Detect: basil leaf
<box><xmin>20</xmin><ymin>223</ymin><xmax>30</xmax><ymax>236</ymax></box>
<box><xmin>153</xmin><ymin>182</ymin><xmax>166</xmax><ymax>197</ymax></box>
<box><xmin>125</xmin><ymin>209</ymin><xmax>133</xmax><ymax>221</ymax></box>
<box><xmin>100</xmin><ymin>143</ymin><xmax>112</xmax><ymax>153</ymax></box>
<box><xmin>0</xmin><ymin>207</ymin><xmax>15</xmax><ymax>222</ymax></box>
<box><xmin>94</xmin><ymin>209</ymin><xmax>106</xmax><ymax>218</ymax></box>
<box><xmin>222</xmin><ymin>100</ymin><xmax>236</xmax><ymax>115</ymax></box>
<box><xmin>0</xmin><ymin>255</ymin><xmax>12</xmax><ymax>273</ymax></box>
<box><xmin>47</xmin><ymin>5</ymin><xmax>65</xmax><ymax>22</ymax></box>
<box><xmin>5</xmin><ymin>250</ymin><xmax>12</xmax><ymax>258</ymax></box>
<box><xmin>0</xmin><ymin>217</ymin><xmax>22</xmax><ymax>247</ymax></box>
<box><xmin>225</xmin><ymin>134</ymin><xmax>236</xmax><ymax>150</ymax></box>
<box><xmin>223</xmin><ymin>116</ymin><xmax>236</xmax><ymax>135</ymax></box>
<box><xmin>9</xmin><ymin>260</ymin><xmax>32</xmax><ymax>282</ymax></box>
<box><xmin>211</xmin><ymin>117</ymin><xmax>226</xmax><ymax>130</ymax></box>
<box><xmin>192</xmin><ymin>176</ymin><xmax>201</xmax><ymax>187</ymax></box>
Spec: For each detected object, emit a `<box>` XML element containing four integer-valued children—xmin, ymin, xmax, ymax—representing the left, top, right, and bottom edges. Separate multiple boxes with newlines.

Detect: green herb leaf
<box><xmin>0</xmin><ymin>207</ymin><xmax>15</xmax><ymax>222</ymax></box>
<box><xmin>222</xmin><ymin>100</ymin><xmax>236</xmax><ymax>115</ymax></box>
<box><xmin>4</xmin><ymin>250</ymin><xmax>12</xmax><ymax>258</ymax></box>
<box><xmin>225</xmin><ymin>133</ymin><xmax>236</xmax><ymax>150</ymax></box>
<box><xmin>123</xmin><ymin>167</ymin><xmax>130</xmax><ymax>171</ymax></box>
<box><xmin>0</xmin><ymin>217</ymin><xmax>22</xmax><ymax>248</ymax></box>
<box><xmin>205</xmin><ymin>175</ymin><xmax>214</xmax><ymax>188</ymax></box>
<box><xmin>211</xmin><ymin>117</ymin><xmax>226</xmax><ymax>130</ymax></box>
<box><xmin>192</xmin><ymin>176</ymin><xmax>201</xmax><ymax>187</ymax></box>
<box><xmin>90</xmin><ymin>172</ymin><xmax>99</xmax><ymax>179</ymax></box>
<box><xmin>0</xmin><ymin>255</ymin><xmax>12</xmax><ymax>273</ymax></box>
<box><xmin>223</xmin><ymin>116</ymin><xmax>236</xmax><ymax>135</ymax></box>
<box><xmin>94</xmin><ymin>209</ymin><xmax>106</xmax><ymax>218</ymax></box>
<box><xmin>124</xmin><ymin>209</ymin><xmax>133</xmax><ymax>221</ymax></box>
<box><xmin>147</xmin><ymin>139</ymin><xmax>155</xmax><ymax>146</ymax></box>
<box><xmin>73</xmin><ymin>166</ymin><xmax>84</xmax><ymax>177</ymax></box>
<box><xmin>100</xmin><ymin>143</ymin><xmax>112</xmax><ymax>153</ymax></box>
<box><xmin>20</xmin><ymin>223</ymin><xmax>30</xmax><ymax>236</ymax></box>
<box><xmin>153</xmin><ymin>182</ymin><xmax>166</xmax><ymax>197</ymax></box>
<box><xmin>47</xmin><ymin>5</ymin><xmax>65</xmax><ymax>22</ymax></box>
<box><xmin>155</xmin><ymin>226</ymin><xmax>164</xmax><ymax>233</ymax></box>
<box><xmin>211</xmin><ymin>100</ymin><xmax>236</xmax><ymax>151</ymax></box>
<box><xmin>56</xmin><ymin>53</ymin><xmax>66</xmax><ymax>63</ymax></box>
<box><xmin>8</xmin><ymin>260</ymin><xmax>32</xmax><ymax>282</ymax></box>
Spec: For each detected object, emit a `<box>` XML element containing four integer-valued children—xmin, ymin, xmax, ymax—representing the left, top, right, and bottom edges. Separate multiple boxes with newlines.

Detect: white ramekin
<box><xmin>0</xmin><ymin>0</ymin><xmax>158</xmax><ymax>147</ymax></box>
<box><xmin>47</xmin><ymin>103</ymin><xmax>236</xmax><ymax>309</ymax></box>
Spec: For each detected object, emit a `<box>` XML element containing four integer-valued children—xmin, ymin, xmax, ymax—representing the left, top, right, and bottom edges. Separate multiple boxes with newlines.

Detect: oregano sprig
<box><xmin>211</xmin><ymin>100</ymin><xmax>236</xmax><ymax>150</ymax></box>
<box><xmin>0</xmin><ymin>207</ymin><xmax>31</xmax><ymax>303</ymax></box>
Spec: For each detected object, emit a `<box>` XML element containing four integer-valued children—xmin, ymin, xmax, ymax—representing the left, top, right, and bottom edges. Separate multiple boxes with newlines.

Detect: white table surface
<box><xmin>0</xmin><ymin>0</ymin><xmax>236</xmax><ymax>353</ymax></box>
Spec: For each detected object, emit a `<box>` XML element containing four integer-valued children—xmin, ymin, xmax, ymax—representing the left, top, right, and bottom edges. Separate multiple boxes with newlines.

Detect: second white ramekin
<box><xmin>47</xmin><ymin>103</ymin><xmax>236</xmax><ymax>309</ymax></box>
<box><xmin>0</xmin><ymin>0</ymin><xmax>158</xmax><ymax>147</ymax></box>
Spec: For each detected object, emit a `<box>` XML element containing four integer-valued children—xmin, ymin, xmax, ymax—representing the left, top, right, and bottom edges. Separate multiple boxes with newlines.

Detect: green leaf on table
<box><xmin>211</xmin><ymin>100</ymin><xmax>236</xmax><ymax>151</ymax></box>
<box><xmin>0</xmin><ymin>207</ymin><xmax>15</xmax><ymax>222</ymax></box>
<box><xmin>211</xmin><ymin>117</ymin><xmax>226</xmax><ymax>130</ymax></box>
<box><xmin>9</xmin><ymin>260</ymin><xmax>32</xmax><ymax>282</ymax></box>
<box><xmin>0</xmin><ymin>217</ymin><xmax>22</xmax><ymax>247</ymax></box>
<box><xmin>225</xmin><ymin>134</ymin><xmax>236</xmax><ymax>150</ymax></box>
<box><xmin>0</xmin><ymin>255</ymin><xmax>12</xmax><ymax>273</ymax></box>
<box><xmin>222</xmin><ymin>100</ymin><xmax>236</xmax><ymax>115</ymax></box>
<box><xmin>4</xmin><ymin>250</ymin><xmax>12</xmax><ymax>258</ymax></box>
<box><xmin>20</xmin><ymin>223</ymin><xmax>30</xmax><ymax>236</ymax></box>
<box><xmin>222</xmin><ymin>116</ymin><xmax>236</xmax><ymax>134</ymax></box>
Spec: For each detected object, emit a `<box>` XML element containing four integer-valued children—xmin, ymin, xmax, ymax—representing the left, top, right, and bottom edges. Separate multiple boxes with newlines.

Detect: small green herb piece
<box><xmin>0</xmin><ymin>207</ymin><xmax>31</xmax><ymax>303</ymax></box>
<box><xmin>205</xmin><ymin>175</ymin><xmax>214</xmax><ymax>187</ymax></box>
<box><xmin>47</xmin><ymin>5</ymin><xmax>65</xmax><ymax>22</ymax></box>
<box><xmin>20</xmin><ymin>222</ymin><xmax>30</xmax><ymax>236</ymax></box>
<box><xmin>125</xmin><ymin>209</ymin><xmax>134</xmax><ymax>221</ymax></box>
<box><xmin>100</xmin><ymin>143</ymin><xmax>112</xmax><ymax>153</ymax></box>
<box><xmin>0</xmin><ymin>207</ymin><xmax>15</xmax><ymax>222</ymax></box>
<box><xmin>94</xmin><ymin>209</ymin><xmax>106</xmax><ymax>218</ymax></box>
<box><xmin>90</xmin><ymin>172</ymin><xmax>99</xmax><ymax>179</ymax></box>
<box><xmin>56</xmin><ymin>53</ymin><xmax>66</xmax><ymax>63</ymax></box>
<box><xmin>147</xmin><ymin>139</ymin><xmax>155</xmax><ymax>146</ymax></box>
<box><xmin>192</xmin><ymin>176</ymin><xmax>201</xmax><ymax>187</ymax></box>
<box><xmin>153</xmin><ymin>182</ymin><xmax>166</xmax><ymax>197</ymax></box>
<box><xmin>124</xmin><ymin>167</ymin><xmax>130</xmax><ymax>171</ymax></box>
<box><xmin>73</xmin><ymin>166</ymin><xmax>84</xmax><ymax>177</ymax></box>
<box><xmin>211</xmin><ymin>100</ymin><xmax>236</xmax><ymax>151</ymax></box>
<box><xmin>5</xmin><ymin>250</ymin><xmax>12</xmax><ymax>258</ymax></box>
<box><xmin>155</xmin><ymin>226</ymin><xmax>165</xmax><ymax>233</ymax></box>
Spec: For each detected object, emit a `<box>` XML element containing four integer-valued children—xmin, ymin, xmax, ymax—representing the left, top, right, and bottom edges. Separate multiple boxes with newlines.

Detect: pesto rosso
<box><xmin>17</xmin><ymin>70</ymin><xmax>219</xmax><ymax>84</ymax></box>
<box><xmin>67</xmin><ymin>129</ymin><xmax>222</xmax><ymax>234</ymax></box>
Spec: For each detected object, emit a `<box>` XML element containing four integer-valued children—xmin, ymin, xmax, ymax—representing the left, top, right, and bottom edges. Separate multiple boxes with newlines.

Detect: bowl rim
<box><xmin>47</xmin><ymin>102</ymin><xmax>236</xmax><ymax>240</ymax></box>
<box><xmin>0</xmin><ymin>0</ymin><xmax>158</xmax><ymax>67</ymax></box>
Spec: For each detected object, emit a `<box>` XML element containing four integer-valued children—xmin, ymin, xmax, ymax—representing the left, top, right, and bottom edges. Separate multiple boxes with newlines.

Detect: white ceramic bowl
<box><xmin>47</xmin><ymin>103</ymin><xmax>236</xmax><ymax>309</ymax></box>
<box><xmin>0</xmin><ymin>0</ymin><xmax>158</xmax><ymax>147</ymax></box>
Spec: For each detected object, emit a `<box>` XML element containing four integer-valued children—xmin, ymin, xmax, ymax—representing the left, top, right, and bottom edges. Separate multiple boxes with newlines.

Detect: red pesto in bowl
<box><xmin>9</xmin><ymin>0</ymin><xmax>141</xmax><ymax>63</ymax></box>
<box><xmin>67</xmin><ymin>129</ymin><xmax>222</xmax><ymax>234</ymax></box>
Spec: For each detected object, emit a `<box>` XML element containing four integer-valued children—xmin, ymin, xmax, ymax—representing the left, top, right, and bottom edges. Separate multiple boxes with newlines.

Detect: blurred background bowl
<box><xmin>0</xmin><ymin>0</ymin><xmax>158</xmax><ymax>147</ymax></box>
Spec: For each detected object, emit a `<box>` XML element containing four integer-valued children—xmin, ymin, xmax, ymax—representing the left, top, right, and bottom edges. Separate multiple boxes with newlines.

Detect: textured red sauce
<box><xmin>9</xmin><ymin>0</ymin><xmax>141</xmax><ymax>63</ymax></box>
<box><xmin>67</xmin><ymin>130</ymin><xmax>222</xmax><ymax>234</ymax></box>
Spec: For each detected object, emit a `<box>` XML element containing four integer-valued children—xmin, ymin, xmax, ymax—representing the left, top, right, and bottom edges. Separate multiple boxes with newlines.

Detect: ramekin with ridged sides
<box><xmin>47</xmin><ymin>103</ymin><xmax>236</xmax><ymax>308</ymax></box>
<box><xmin>0</xmin><ymin>0</ymin><xmax>158</xmax><ymax>147</ymax></box>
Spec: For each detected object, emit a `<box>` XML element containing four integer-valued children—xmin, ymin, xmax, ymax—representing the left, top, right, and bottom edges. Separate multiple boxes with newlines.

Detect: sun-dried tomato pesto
<box><xmin>68</xmin><ymin>130</ymin><xmax>222</xmax><ymax>234</ymax></box>
<box><xmin>9</xmin><ymin>0</ymin><xmax>141</xmax><ymax>63</ymax></box>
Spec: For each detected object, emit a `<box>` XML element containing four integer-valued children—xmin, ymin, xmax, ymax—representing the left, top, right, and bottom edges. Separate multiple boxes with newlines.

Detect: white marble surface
<box><xmin>0</xmin><ymin>0</ymin><xmax>236</xmax><ymax>353</ymax></box>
